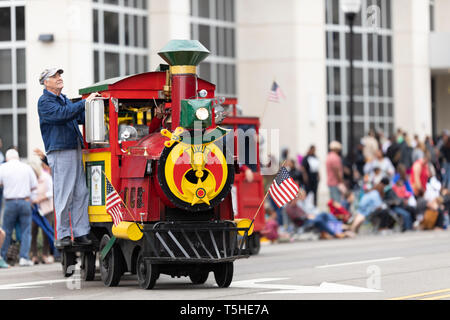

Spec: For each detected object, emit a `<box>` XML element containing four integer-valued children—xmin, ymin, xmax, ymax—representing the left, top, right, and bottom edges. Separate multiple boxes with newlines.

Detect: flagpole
<box><xmin>247</xmin><ymin>159</ymin><xmax>287</xmax><ymax>230</ymax></box>
<box><xmin>260</xmin><ymin>78</ymin><xmax>276</xmax><ymax>124</ymax></box>
<box><xmin>102</xmin><ymin>171</ymin><xmax>139</xmax><ymax>224</ymax></box>
<box><xmin>260</xmin><ymin>97</ymin><xmax>270</xmax><ymax>125</ymax></box>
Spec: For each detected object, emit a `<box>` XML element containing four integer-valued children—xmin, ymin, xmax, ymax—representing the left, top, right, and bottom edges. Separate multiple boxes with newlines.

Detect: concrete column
<box><xmin>393</xmin><ymin>0</ymin><xmax>432</xmax><ymax>140</ymax></box>
<box><xmin>26</xmin><ymin>0</ymin><xmax>93</xmax><ymax>158</ymax></box>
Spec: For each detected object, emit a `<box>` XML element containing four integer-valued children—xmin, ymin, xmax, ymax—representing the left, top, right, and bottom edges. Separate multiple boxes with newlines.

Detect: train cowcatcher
<box><xmin>55</xmin><ymin>40</ymin><xmax>265</xmax><ymax>289</ymax></box>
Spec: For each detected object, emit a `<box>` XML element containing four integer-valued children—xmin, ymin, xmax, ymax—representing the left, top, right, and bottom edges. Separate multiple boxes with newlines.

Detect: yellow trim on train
<box><xmin>82</xmin><ymin>151</ymin><xmax>113</xmax><ymax>223</ymax></box>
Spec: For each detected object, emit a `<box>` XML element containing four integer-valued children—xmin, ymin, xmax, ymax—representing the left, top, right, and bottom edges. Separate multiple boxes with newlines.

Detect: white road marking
<box><xmin>20</xmin><ymin>297</ymin><xmax>55</xmax><ymax>300</ymax></box>
<box><xmin>315</xmin><ymin>257</ymin><xmax>404</xmax><ymax>269</ymax></box>
<box><xmin>231</xmin><ymin>278</ymin><xmax>382</xmax><ymax>294</ymax></box>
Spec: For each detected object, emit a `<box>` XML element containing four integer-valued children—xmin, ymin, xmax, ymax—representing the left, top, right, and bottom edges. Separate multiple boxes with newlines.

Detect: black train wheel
<box><xmin>136</xmin><ymin>250</ymin><xmax>159</xmax><ymax>289</ymax></box>
<box><xmin>214</xmin><ymin>262</ymin><xmax>233</xmax><ymax>288</ymax></box>
<box><xmin>99</xmin><ymin>234</ymin><xmax>123</xmax><ymax>287</ymax></box>
<box><xmin>61</xmin><ymin>251</ymin><xmax>77</xmax><ymax>278</ymax></box>
<box><xmin>80</xmin><ymin>251</ymin><xmax>96</xmax><ymax>281</ymax></box>
<box><xmin>248</xmin><ymin>232</ymin><xmax>261</xmax><ymax>255</ymax></box>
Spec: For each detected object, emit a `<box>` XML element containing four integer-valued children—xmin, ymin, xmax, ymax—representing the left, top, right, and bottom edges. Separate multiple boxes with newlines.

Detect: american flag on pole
<box><xmin>268</xmin><ymin>81</ymin><xmax>285</xmax><ymax>103</ymax></box>
<box><xmin>269</xmin><ymin>167</ymin><xmax>300</xmax><ymax>208</ymax></box>
<box><xmin>106</xmin><ymin>179</ymin><xmax>125</xmax><ymax>226</ymax></box>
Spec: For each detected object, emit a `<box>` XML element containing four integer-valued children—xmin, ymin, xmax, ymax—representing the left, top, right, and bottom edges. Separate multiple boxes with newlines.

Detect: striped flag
<box><xmin>269</xmin><ymin>167</ymin><xmax>300</xmax><ymax>208</ymax></box>
<box><xmin>106</xmin><ymin>179</ymin><xmax>125</xmax><ymax>226</ymax></box>
<box><xmin>268</xmin><ymin>81</ymin><xmax>285</xmax><ymax>103</ymax></box>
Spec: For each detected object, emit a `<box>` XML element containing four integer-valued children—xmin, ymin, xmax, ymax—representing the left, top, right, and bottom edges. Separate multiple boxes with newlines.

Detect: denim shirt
<box><xmin>357</xmin><ymin>189</ymin><xmax>383</xmax><ymax>217</ymax></box>
<box><xmin>38</xmin><ymin>89</ymin><xmax>86</xmax><ymax>153</ymax></box>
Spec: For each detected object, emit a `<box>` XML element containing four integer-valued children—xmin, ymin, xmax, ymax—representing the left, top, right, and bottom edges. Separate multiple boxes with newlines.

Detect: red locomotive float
<box><xmin>57</xmin><ymin>40</ymin><xmax>265</xmax><ymax>289</ymax></box>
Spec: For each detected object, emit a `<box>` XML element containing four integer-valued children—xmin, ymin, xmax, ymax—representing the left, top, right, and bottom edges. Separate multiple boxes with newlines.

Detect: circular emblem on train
<box><xmin>157</xmin><ymin>138</ymin><xmax>234</xmax><ymax>212</ymax></box>
<box><xmin>196</xmin><ymin>188</ymin><xmax>206</xmax><ymax>199</ymax></box>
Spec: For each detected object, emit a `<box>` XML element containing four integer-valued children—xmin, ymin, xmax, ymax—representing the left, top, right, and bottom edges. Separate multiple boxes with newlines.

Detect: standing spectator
<box><xmin>301</xmin><ymin>145</ymin><xmax>320</xmax><ymax>206</ymax></box>
<box><xmin>425</xmin><ymin>135</ymin><xmax>440</xmax><ymax>178</ymax></box>
<box><xmin>326</xmin><ymin>141</ymin><xmax>345</xmax><ymax>202</ymax></box>
<box><xmin>361</xmin><ymin>129</ymin><xmax>379</xmax><ymax>162</ymax></box>
<box><xmin>386</xmin><ymin>134</ymin><xmax>401</xmax><ymax>168</ymax></box>
<box><xmin>412</xmin><ymin>140</ymin><xmax>425</xmax><ymax>164</ymax></box>
<box><xmin>365</xmin><ymin>149</ymin><xmax>395</xmax><ymax>179</ymax></box>
<box><xmin>0</xmin><ymin>149</ymin><xmax>38</xmax><ymax>266</ymax></box>
<box><xmin>30</xmin><ymin>161</ymin><xmax>54</xmax><ymax>264</ymax></box>
<box><xmin>399</xmin><ymin>133</ymin><xmax>413</xmax><ymax>171</ymax></box>
<box><xmin>37</xmin><ymin>68</ymin><xmax>99</xmax><ymax>247</ymax></box>
<box><xmin>381</xmin><ymin>132</ymin><xmax>392</xmax><ymax>154</ymax></box>
<box><xmin>354</xmin><ymin>143</ymin><xmax>366</xmax><ymax>179</ymax></box>
<box><xmin>410</xmin><ymin>150</ymin><xmax>433</xmax><ymax>198</ymax></box>
<box><xmin>0</xmin><ymin>228</ymin><xmax>8</xmax><ymax>268</ymax></box>
<box><xmin>285</xmin><ymin>159</ymin><xmax>302</xmax><ymax>187</ymax></box>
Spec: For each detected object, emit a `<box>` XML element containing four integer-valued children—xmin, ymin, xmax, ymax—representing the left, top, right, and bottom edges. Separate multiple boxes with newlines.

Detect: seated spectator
<box><xmin>392</xmin><ymin>173</ymin><xmax>417</xmax><ymax>208</ymax></box>
<box><xmin>383</xmin><ymin>179</ymin><xmax>415</xmax><ymax>231</ymax></box>
<box><xmin>327</xmin><ymin>190</ymin><xmax>354</xmax><ymax>223</ymax></box>
<box><xmin>350</xmin><ymin>179</ymin><xmax>390</xmax><ymax>233</ymax></box>
<box><xmin>286</xmin><ymin>195</ymin><xmax>355</xmax><ymax>239</ymax></box>
<box><xmin>369</xmin><ymin>165</ymin><xmax>384</xmax><ymax>186</ymax></box>
<box><xmin>420</xmin><ymin>176</ymin><xmax>446</xmax><ymax>230</ymax></box>
<box><xmin>364</xmin><ymin>150</ymin><xmax>395</xmax><ymax>180</ymax></box>
<box><xmin>260</xmin><ymin>207</ymin><xmax>279</xmax><ymax>243</ymax></box>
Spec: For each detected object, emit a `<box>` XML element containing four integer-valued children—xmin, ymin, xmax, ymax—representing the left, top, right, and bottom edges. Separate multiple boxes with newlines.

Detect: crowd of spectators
<box><xmin>262</xmin><ymin>128</ymin><xmax>450</xmax><ymax>242</ymax></box>
<box><xmin>1</xmin><ymin>127</ymin><xmax>450</xmax><ymax>266</ymax></box>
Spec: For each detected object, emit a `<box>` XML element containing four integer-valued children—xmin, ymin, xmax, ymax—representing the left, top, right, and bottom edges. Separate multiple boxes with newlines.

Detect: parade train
<box><xmin>58</xmin><ymin>40</ymin><xmax>265</xmax><ymax>289</ymax></box>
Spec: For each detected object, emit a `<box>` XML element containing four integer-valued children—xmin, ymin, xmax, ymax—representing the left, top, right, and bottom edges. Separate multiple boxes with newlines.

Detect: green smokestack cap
<box><xmin>158</xmin><ymin>40</ymin><xmax>210</xmax><ymax>66</ymax></box>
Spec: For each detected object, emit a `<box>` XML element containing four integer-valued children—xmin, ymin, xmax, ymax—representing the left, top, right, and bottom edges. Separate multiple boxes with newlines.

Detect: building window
<box><xmin>190</xmin><ymin>0</ymin><xmax>236</xmax><ymax>97</ymax></box>
<box><xmin>325</xmin><ymin>0</ymin><xmax>394</xmax><ymax>155</ymax></box>
<box><xmin>0</xmin><ymin>2</ymin><xmax>26</xmax><ymax>157</ymax></box>
<box><xmin>92</xmin><ymin>0</ymin><xmax>148</xmax><ymax>83</ymax></box>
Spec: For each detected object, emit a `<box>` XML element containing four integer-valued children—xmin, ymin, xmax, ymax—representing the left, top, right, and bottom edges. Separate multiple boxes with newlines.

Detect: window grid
<box><xmin>0</xmin><ymin>2</ymin><xmax>26</xmax><ymax>157</ymax></box>
<box><xmin>92</xmin><ymin>0</ymin><xmax>148</xmax><ymax>82</ymax></box>
<box><xmin>190</xmin><ymin>0</ymin><xmax>236</xmax><ymax>97</ymax></box>
<box><xmin>325</xmin><ymin>0</ymin><xmax>394</xmax><ymax>155</ymax></box>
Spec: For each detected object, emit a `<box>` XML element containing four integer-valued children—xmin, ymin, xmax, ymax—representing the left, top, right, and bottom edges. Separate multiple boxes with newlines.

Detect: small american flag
<box><xmin>268</xmin><ymin>81</ymin><xmax>285</xmax><ymax>103</ymax></box>
<box><xmin>106</xmin><ymin>180</ymin><xmax>125</xmax><ymax>226</ymax></box>
<box><xmin>269</xmin><ymin>167</ymin><xmax>300</xmax><ymax>208</ymax></box>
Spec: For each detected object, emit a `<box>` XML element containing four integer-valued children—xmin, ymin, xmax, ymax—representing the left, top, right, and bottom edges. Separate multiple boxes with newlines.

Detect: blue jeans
<box><xmin>1</xmin><ymin>199</ymin><xmax>32</xmax><ymax>260</ymax></box>
<box><xmin>329</xmin><ymin>186</ymin><xmax>342</xmax><ymax>202</ymax></box>
<box><xmin>305</xmin><ymin>212</ymin><xmax>342</xmax><ymax>236</ymax></box>
<box><xmin>392</xmin><ymin>206</ymin><xmax>413</xmax><ymax>231</ymax></box>
<box><xmin>47</xmin><ymin>145</ymin><xmax>90</xmax><ymax>240</ymax></box>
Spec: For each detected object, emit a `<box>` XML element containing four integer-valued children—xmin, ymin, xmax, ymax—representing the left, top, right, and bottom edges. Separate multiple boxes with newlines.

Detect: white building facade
<box><xmin>0</xmin><ymin>0</ymin><xmax>448</xmax><ymax>198</ymax></box>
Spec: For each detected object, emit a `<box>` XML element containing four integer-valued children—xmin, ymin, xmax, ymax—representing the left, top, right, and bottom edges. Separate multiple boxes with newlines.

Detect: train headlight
<box><xmin>195</xmin><ymin>107</ymin><xmax>209</xmax><ymax>121</ymax></box>
<box><xmin>180</xmin><ymin>99</ymin><xmax>212</xmax><ymax>128</ymax></box>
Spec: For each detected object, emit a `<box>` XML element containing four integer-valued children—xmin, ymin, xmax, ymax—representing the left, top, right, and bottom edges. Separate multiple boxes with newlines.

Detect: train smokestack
<box><xmin>158</xmin><ymin>40</ymin><xmax>210</xmax><ymax>129</ymax></box>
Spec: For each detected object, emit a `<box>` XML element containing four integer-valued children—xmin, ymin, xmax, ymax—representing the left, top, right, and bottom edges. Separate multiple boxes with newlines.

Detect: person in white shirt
<box><xmin>0</xmin><ymin>149</ymin><xmax>38</xmax><ymax>267</ymax></box>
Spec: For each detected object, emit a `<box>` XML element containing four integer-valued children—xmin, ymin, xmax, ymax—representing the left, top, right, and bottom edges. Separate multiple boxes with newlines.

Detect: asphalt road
<box><xmin>1</xmin><ymin>229</ymin><xmax>449</xmax><ymax>302</ymax></box>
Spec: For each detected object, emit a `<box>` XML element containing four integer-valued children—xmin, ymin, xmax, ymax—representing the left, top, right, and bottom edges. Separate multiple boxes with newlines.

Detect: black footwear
<box><xmin>56</xmin><ymin>236</ymin><xmax>72</xmax><ymax>247</ymax></box>
<box><xmin>73</xmin><ymin>235</ymin><xmax>92</xmax><ymax>246</ymax></box>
